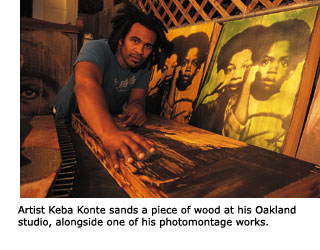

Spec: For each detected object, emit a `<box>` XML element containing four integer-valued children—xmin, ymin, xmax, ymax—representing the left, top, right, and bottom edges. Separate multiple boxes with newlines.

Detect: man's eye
<box><xmin>145</xmin><ymin>44</ymin><xmax>153</xmax><ymax>50</ymax></box>
<box><xmin>21</xmin><ymin>89</ymin><xmax>39</xmax><ymax>99</ymax></box>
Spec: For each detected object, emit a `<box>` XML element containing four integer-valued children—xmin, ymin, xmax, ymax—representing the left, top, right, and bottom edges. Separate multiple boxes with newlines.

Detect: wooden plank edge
<box><xmin>264</xmin><ymin>172</ymin><xmax>320</xmax><ymax>198</ymax></box>
<box><xmin>71</xmin><ymin>114</ymin><xmax>167</xmax><ymax>198</ymax></box>
<box><xmin>283</xmin><ymin>7</ymin><xmax>320</xmax><ymax>156</ymax></box>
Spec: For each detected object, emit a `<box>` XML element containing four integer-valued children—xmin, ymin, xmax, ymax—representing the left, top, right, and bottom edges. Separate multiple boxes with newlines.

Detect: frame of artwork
<box><xmin>20</xmin><ymin>29</ymin><xmax>75</xmax><ymax>116</ymax></box>
<box><xmin>146</xmin><ymin>21</ymin><xmax>221</xmax><ymax>124</ymax></box>
<box><xmin>296</xmin><ymin>75</ymin><xmax>320</xmax><ymax>165</ymax></box>
<box><xmin>191</xmin><ymin>6</ymin><xmax>320</xmax><ymax>156</ymax></box>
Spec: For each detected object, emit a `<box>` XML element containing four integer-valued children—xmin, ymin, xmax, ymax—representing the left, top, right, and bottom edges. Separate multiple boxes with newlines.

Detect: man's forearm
<box><xmin>75</xmin><ymin>82</ymin><xmax>119</xmax><ymax>141</ymax></box>
<box><xmin>127</xmin><ymin>96</ymin><xmax>146</xmax><ymax>110</ymax></box>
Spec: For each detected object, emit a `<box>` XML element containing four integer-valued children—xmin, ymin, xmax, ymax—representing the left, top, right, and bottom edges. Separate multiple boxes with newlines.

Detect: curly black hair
<box><xmin>108</xmin><ymin>3</ymin><xmax>173</xmax><ymax>67</ymax></box>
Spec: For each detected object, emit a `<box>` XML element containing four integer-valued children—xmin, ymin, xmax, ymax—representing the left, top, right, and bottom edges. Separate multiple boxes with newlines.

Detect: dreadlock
<box><xmin>108</xmin><ymin>2</ymin><xmax>173</xmax><ymax>67</ymax></box>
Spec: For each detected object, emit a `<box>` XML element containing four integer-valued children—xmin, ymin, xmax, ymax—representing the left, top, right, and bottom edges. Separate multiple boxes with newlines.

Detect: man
<box><xmin>190</xmin><ymin>25</ymin><xmax>266</xmax><ymax>133</ymax></box>
<box><xmin>162</xmin><ymin>32</ymin><xmax>210</xmax><ymax>123</ymax></box>
<box><xmin>54</xmin><ymin>4</ymin><xmax>172</xmax><ymax>167</ymax></box>
<box><xmin>223</xmin><ymin>19</ymin><xmax>311</xmax><ymax>152</ymax></box>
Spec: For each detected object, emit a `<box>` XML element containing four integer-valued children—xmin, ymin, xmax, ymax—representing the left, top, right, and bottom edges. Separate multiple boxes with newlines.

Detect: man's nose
<box><xmin>135</xmin><ymin>44</ymin><xmax>144</xmax><ymax>55</ymax></box>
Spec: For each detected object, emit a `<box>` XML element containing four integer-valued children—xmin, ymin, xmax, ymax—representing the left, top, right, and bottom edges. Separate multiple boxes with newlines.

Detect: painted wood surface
<box><xmin>296</xmin><ymin>76</ymin><xmax>320</xmax><ymax>166</ymax></box>
<box><xmin>20</xmin><ymin>115</ymin><xmax>61</xmax><ymax>198</ymax></box>
<box><xmin>72</xmin><ymin>113</ymin><xmax>320</xmax><ymax>198</ymax></box>
<box><xmin>147</xmin><ymin>21</ymin><xmax>221</xmax><ymax>124</ymax></box>
<box><xmin>191</xmin><ymin>6</ymin><xmax>320</xmax><ymax>156</ymax></box>
<box><xmin>21</xmin><ymin>29</ymin><xmax>74</xmax><ymax>115</ymax></box>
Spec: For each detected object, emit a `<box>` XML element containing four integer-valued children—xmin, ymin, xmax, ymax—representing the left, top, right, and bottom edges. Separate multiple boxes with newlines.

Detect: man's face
<box><xmin>161</xmin><ymin>53</ymin><xmax>178</xmax><ymax>82</ymax></box>
<box><xmin>257</xmin><ymin>40</ymin><xmax>292</xmax><ymax>93</ymax></box>
<box><xmin>224</xmin><ymin>49</ymin><xmax>253</xmax><ymax>90</ymax></box>
<box><xmin>20</xmin><ymin>76</ymin><xmax>57</xmax><ymax>115</ymax></box>
<box><xmin>117</xmin><ymin>23</ymin><xmax>156</xmax><ymax>69</ymax></box>
<box><xmin>176</xmin><ymin>47</ymin><xmax>200</xmax><ymax>91</ymax></box>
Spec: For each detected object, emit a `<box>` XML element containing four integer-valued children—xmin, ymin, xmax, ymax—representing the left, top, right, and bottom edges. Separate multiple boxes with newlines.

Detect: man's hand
<box><xmin>102</xmin><ymin>129</ymin><xmax>155</xmax><ymax>168</ymax></box>
<box><xmin>118</xmin><ymin>102</ymin><xmax>147</xmax><ymax>127</ymax></box>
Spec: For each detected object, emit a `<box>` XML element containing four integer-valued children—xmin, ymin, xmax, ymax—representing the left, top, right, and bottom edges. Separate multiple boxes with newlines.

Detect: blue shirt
<box><xmin>54</xmin><ymin>39</ymin><xmax>151</xmax><ymax>120</ymax></box>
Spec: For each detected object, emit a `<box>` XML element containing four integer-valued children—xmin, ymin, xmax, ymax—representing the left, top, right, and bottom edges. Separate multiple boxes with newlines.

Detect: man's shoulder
<box><xmin>81</xmin><ymin>39</ymin><xmax>113</xmax><ymax>56</ymax></box>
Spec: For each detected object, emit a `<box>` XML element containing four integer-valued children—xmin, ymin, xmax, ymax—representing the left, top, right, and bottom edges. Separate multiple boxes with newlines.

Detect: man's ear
<box><xmin>118</xmin><ymin>39</ymin><xmax>123</xmax><ymax>47</ymax></box>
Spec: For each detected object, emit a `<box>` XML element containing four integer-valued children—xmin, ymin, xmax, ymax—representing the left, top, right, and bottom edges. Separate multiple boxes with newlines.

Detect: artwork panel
<box><xmin>146</xmin><ymin>21</ymin><xmax>221</xmax><ymax>124</ymax></box>
<box><xmin>296</xmin><ymin>76</ymin><xmax>320</xmax><ymax>166</ymax></box>
<box><xmin>20</xmin><ymin>30</ymin><xmax>73</xmax><ymax>116</ymax></box>
<box><xmin>191</xmin><ymin>6</ymin><xmax>319</xmax><ymax>154</ymax></box>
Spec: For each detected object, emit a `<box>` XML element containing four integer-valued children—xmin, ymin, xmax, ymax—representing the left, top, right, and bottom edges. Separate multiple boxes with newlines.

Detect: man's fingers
<box><xmin>129</xmin><ymin>132</ymin><xmax>155</xmax><ymax>153</ymax></box>
<box><xmin>124</xmin><ymin>137</ymin><xmax>146</xmax><ymax>160</ymax></box>
<box><xmin>124</xmin><ymin>113</ymin><xmax>137</xmax><ymax>126</ymax></box>
<box><xmin>136</xmin><ymin>116</ymin><xmax>147</xmax><ymax>127</ymax></box>
<box><xmin>119</xmin><ymin>144</ymin><xmax>134</xmax><ymax>163</ymax></box>
<box><xmin>110</xmin><ymin>151</ymin><xmax>119</xmax><ymax>169</ymax></box>
<box><xmin>118</xmin><ymin>113</ymin><xmax>128</xmax><ymax>119</ymax></box>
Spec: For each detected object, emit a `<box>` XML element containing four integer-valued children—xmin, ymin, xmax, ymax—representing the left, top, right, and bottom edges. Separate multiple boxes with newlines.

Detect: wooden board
<box><xmin>71</xmin><ymin>113</ymin><xmax>320</xmax><ymax>198</ymax></box>
<box><xmin>296</xmin><ymin>76</ymin><xmax>320</xmax><ymax>166</ymax></box>
<box><xmin>191</xmin><ymin>6</ymin><xmax>320</xmax><ymax>156</ymax></box>
<box><xmin>21</xmin><ymin>29</ymin><xmax>74</xmax><ymax>116</ymax></box>
<box><xmin>20</xmin><ymin>115</ymin><xmax>61</xmax><ymax>198</ymax></box>
<box><xmin>146</xmin><ymin>21</ymin><xmax>221</xmax><ymax>124</ymax></box>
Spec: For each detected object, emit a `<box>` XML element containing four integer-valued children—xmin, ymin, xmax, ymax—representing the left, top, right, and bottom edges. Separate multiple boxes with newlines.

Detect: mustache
<box><xmin>130</xmin><ymin>53</ymin><xmax>143</xmax><ymax>60</ymax></box>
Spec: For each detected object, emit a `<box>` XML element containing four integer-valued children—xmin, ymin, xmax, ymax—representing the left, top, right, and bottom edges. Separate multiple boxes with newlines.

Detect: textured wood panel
<box><xmin>72</xmin><ymin>113</ymin><xmax>320</xmax><ymax>198</ymax></box>
<box><xmin>296</xmin><ymin>76</ymin><xmax>320</xmax><ymax>166</ymax></box>
<box><xmin>191</xmin><ymin>6</ymin><xmax>320</xmax><ymax>156</ymax></box>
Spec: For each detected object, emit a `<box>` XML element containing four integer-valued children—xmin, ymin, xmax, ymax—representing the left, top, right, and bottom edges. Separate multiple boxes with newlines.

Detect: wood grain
<box><xmin>72</xmin><ymin>113</ymin><xmax>320</xmax><ymax>198</ymax></box>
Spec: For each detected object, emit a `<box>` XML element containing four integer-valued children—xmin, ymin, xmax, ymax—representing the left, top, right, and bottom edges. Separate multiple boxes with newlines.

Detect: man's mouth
<box><xmin>130</xmin><ymin>55</ymin><xmax>143</xmax><ymax>64</ymax></box>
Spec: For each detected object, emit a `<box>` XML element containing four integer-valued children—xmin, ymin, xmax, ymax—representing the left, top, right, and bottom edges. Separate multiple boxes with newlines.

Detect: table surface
<box><xmin>71</xmin><ymin>113</ymin><xmax>320</xmax><ymax>198</ymax></box>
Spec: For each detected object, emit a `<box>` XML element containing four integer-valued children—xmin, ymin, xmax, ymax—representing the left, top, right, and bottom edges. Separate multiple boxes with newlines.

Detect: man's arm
<box><xmin>118</xmin><ymin>88</ymin><xmax>148</xmax><ymax>127</ymax></box>
<box><xmin>74</xmin><ymin>61</ymin><xmax>154</xmax><ymax>168</ymax></box>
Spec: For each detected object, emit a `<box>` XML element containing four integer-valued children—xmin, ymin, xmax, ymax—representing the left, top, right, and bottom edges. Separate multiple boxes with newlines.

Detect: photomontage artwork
<box><xmin>296</xmin><ymin>76</ymin><xmax>320</xmax><ymax>166</ymax></box>
<box><xmin>191</xmin><ymin>7</ymin><xmax>319</xmax><ymax>153</ymax></box>
<box><xmin>146</xmin><ymin>21</ymin><xmax>220</xmax><ymax>124</ymax></box>
<box><xmin>20</xmin><ymin>30</ymin><xmax>73</xmax><ymax>116</ymax></box>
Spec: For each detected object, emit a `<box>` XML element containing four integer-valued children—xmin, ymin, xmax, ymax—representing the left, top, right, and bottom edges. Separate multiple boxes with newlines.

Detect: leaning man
<box><xmin>54</xmin><ymin>4</ymin><xmax>172</xmax><ymax>167</ymax></box>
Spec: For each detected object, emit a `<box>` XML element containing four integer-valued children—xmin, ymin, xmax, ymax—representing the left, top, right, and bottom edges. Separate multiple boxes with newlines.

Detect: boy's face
<box><xmin>258</xmin><ymin>40</ymin><xmax>292</xmax><ymax>92</ymax></box>
<box><xmin>117</xmin><ymin>23</ymin><xmax>156</xmax><ymax>69</ymax></box>
<box><xmin>224</xmin><ymin>49</ymin><xmax>253</xmax><ymax>90</ymax></box>
<box><xmin>180</xmin><ymin>47</ymin><xmax>200</xmax><ymax>83</ymax></box>
<box><xmin>162</xmin><ymin>53</ymin><xmax>178</xmax><ymax>81</ymax></box>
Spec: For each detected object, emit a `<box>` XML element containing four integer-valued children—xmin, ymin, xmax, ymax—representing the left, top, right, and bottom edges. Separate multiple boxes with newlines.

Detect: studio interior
<box><xmin>20</xmin><ymin>0</ymin><xmax>320</xmax><ymax>198</ymax></box>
